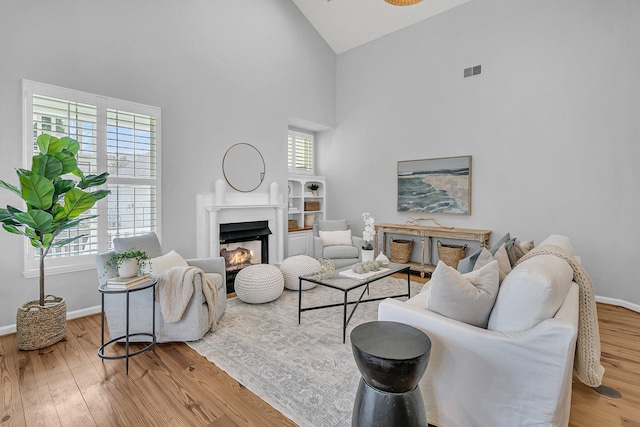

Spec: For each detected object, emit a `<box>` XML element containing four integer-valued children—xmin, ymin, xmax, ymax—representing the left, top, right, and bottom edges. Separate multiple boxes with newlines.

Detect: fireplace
<box><xmin>195</xmin><ymin>191</ymin><xmax>287</xmax><ymax>292</ymax></box>
<box><xmin>220</xmin><ymin>221</ymin><xmax>271</xmax><ymax>293</ymax></box>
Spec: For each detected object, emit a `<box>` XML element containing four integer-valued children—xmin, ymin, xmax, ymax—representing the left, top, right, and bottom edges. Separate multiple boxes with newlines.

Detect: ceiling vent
<box><xmin>464</xmin><ymin>65</ymin><xmax>482</xmax><ymax>78</ymax></box>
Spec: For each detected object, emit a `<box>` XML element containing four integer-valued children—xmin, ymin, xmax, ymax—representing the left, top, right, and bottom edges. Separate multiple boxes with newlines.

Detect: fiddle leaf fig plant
<box><xmin>0</xmin><ymin>134</ymin><xmax>109</xmax><ymax>306</ymax></box>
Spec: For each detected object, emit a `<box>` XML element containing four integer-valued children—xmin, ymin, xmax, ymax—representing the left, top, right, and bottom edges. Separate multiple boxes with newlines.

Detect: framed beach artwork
<box><xmin>397</xmin><ymin>155</ymin><xmax>472</xmax><ymax>215</ymax></box>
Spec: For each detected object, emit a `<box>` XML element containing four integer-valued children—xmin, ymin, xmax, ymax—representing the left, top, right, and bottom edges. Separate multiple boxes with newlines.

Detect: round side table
<box><xmin>350</xmin><ymin>321</ymin><xmax>431</xmax><ymax>427</ymax></box>
<box><xmin>98</xmin><ymin>278</ymin><xmax>157</xmax><ymax>375</ymax></box>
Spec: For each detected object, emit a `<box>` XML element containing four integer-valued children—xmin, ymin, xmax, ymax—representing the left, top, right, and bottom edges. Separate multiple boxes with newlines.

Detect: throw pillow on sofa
<box><xmin>426</xmin><ymin>260</ymin><xmax>500</xmax><ymax>328</ymax></box>
<box><xmin>456</xmin><ymin>247</ymin><xmax>484</xmax><ymax>273</ymax></box>
<box><xmin>537</xmin><ymin>234</ymin><xmax>574</xmax><ymax>255</ymax></box>
<box><xmin>487</xmin><ymin>254</ymin><xmax>574</xmax><ymax>332</ymax></box>
<box><xmin>458</xmin><ymin>232</ymin><xmax>511</xmax><ymax>274</ymax></box>
<box><xmin>512</xmin><ymin>238</ymin><xmax>534</xmax><ymax>263</ymax></box>
<box><xmin>505</xmin><ymin>238</ymin><xmax>535</xmax><ymax>266</ymax></box>
<box><xmin>471</xmin><ymin>246</ymin><xmax>511</xmax><ymax>283</ymax></box>
<box><xmin>489</xmin><ymin>232</ymin><xmax>511</xmax><ymax>255</ymax></box>
<box><xmin>480</xmin><ymin>243</ymin><xmax>511</xmax><ymax>283</ymax></box>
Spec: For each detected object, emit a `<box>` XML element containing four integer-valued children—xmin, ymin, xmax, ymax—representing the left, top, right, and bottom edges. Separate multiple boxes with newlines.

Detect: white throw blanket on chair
<box><xmin>155</xmin><ymin>266</ymin><xmax>219</xmax><ymax>330</ymax></box>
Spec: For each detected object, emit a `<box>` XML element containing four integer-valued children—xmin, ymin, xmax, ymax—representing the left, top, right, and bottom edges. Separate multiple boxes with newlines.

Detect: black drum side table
<box><xmin>350</xmin><ymin>321</ymin><xmax>431</xmax><ymax>427</ymax></box>
<box><xmin>98</xmin><ymin>278</ymin><xmax>157</xmax><ymax>375</ymax></box>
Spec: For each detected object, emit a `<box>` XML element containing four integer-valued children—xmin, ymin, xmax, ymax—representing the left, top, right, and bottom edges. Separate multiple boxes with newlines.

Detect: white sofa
<box><xmin>378</xmin><ymin>235</ymin><xmax>580</xmax><ymax>427</ymax></box>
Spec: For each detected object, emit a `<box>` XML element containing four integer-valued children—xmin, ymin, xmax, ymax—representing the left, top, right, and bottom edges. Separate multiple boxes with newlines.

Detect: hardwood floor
<box><xmin>0</xmin><ymin>313</ymin><xmax>296</xmax><ymax>427</ymax></box>
<box><xmin>1</xmin><ymin>299</ymin><xmax>639</xmax><ymax>426</ymax></box>
<box><xmin>569</xmin><ymin>303</ymin><xmax>640</xmax><ymax>427</ymax></box>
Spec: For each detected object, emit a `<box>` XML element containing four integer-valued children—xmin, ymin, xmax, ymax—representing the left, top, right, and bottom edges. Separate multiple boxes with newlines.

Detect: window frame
<box><xmin>21</xmin><ymin>80</ymin><xmax>162</xmax><ymax>278</ymax></box>
<box><xmin>288</xmin><ymin>129</ymin><xmax>315</xmax><ymax>175</ymax></box>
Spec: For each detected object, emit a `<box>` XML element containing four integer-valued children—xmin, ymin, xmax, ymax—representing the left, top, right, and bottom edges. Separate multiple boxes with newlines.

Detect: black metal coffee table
<box><xmin>298</xmin><ymin>263</ymin><xmax>411</xmax><ymax>343</ymax></box>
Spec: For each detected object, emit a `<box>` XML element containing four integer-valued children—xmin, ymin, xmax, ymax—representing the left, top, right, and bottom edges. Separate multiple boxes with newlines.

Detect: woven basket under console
<box><xmin>437</xmin><ymin>240</ymin><xmax>467</xmax><ymax>269</ymax></box>
<box><xmin>389</xmin><ymin>238</ymin><xmax>413</xmax><ymax>264</ymax></box>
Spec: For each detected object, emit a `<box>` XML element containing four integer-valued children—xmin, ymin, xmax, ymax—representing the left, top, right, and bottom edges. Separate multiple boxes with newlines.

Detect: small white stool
<box><xmin>279</xmin><ymin>255</ymin><xmax>320</xmax><ymax>291</ymax></box>
<box><xmin>234</xmin><ymin>264</ymin><xmax>284</xmax><ymax>304</ymax></box>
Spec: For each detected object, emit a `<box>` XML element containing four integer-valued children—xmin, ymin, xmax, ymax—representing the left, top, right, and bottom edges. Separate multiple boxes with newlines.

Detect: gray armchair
<box><xmin>312</xmin><ymin>219</ymin><xmax>365</xmax><ymax>268</ymax></box>
<box><xmin>96</xmin><ymin>232</ymin><xmax>226</xmax><ymax>343</ymax></box>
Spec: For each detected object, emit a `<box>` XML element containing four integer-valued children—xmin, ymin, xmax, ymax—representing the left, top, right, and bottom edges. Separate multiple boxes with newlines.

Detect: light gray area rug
<box><xmin>188</xmin><ymin>277</ymin><xmax>423</xmax><ymax>427</ymax></box>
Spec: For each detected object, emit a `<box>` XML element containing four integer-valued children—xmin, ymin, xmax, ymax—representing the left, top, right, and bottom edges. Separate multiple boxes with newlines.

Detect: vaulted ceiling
<box><xmin>291</xmin><ymin>0</ymin><xmax>471</xmax><ymax>54</ymax></box>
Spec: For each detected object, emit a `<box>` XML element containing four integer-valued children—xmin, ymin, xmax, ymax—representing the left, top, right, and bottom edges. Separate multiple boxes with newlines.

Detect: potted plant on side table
<box><xmin>106</xmin><ymin>250</ymin><xmax>150</xmax><ymax>279</ymax></box>
<box><xmin>0</xmin><ymin>134</ymin><xmax>109</xmax><ymax>350</ymax></box>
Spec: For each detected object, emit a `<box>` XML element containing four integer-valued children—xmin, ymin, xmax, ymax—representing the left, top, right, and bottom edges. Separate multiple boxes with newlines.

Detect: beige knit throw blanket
<box><xmin>517</xmin><ymin>245</ymin><xmax>604</xmax><ymax>387</ymax></box>
<box><xmin>155</xmin><ymin>266</ymin><xmax>219</xmax><ymax>330</ymax></box>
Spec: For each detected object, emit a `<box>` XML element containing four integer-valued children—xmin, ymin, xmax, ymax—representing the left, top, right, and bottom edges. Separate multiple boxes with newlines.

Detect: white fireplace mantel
<box><xmin>196</xmin><ymin>191</ymin><xmax>286</xmax><ymax>264</ymax></box>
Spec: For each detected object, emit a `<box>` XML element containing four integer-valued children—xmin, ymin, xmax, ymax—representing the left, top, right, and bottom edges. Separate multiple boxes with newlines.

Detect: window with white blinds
<box><xmin>31</xmin><ymin>94</ymin><xmax>99</xmax><ymax>261</ymax></box>
<box><xmin>106</xmin><ymin>108</ymin><xmax>158</xmax><ymax>243</ymax></box>
<box><xmin>288</xmin><ymin>130</ymin><xmax>314</xmax><ymax>174</ymax></box>
<box><xmin>22</xmin><ymin>80</ymin><xmax>161</xmax><ymax>276</ymax></box>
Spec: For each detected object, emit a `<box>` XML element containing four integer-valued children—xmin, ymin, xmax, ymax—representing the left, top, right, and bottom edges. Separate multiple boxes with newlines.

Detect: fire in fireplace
<box><xmin>220</xmin><ymin>240</ymin><xmax>260</xmax><ymax>272</ymax></box>
<box><xmin>219</xmin><ymin>221</ymin><xmax>271</xmax><ymax>293</ymax></box>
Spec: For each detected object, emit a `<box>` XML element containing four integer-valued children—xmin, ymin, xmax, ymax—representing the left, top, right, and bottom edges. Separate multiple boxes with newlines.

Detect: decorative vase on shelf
<box><xmin>311</xmin><ymin>190</ymin><xmax>318</xmax><ymax>196</ymax></box>
<box><xmin>362</xmin><ymin>249</ymin><xmax>374</xmax><ymax>263</ymax></box>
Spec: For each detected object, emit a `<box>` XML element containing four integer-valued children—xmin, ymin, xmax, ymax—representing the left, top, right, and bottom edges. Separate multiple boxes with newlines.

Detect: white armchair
<box><xmin>96</xmin><ymin>232</ymin><xmax>226</xmax><ymax>343</ymax></box>
<box><xmin>312</xmin><ymin>219</ymin><xmax>365</xmax><ymax>268</ymax></box>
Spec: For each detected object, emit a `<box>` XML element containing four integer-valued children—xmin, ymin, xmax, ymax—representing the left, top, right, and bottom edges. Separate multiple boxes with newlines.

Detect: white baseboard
<box><xmin>595</xmin><ymin>296</ymin><xmax>640</xmax><ymax>313</ymax></box>
<box><xmin>0</xmin><ymin>305</ymin><xmax>102</xmax><ymax>337</ymax></box>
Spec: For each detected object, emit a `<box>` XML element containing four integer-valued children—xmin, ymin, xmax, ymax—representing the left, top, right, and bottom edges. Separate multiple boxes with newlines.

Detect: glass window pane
<box><xmin>107</xmin><ymin>184</ymin><xmax>157</xmax><ymax>250</ymax></box>
<box><xmin>107</xmin><ymin>109</ymin><xmax>157</xmax><ymax>179</ymax></box>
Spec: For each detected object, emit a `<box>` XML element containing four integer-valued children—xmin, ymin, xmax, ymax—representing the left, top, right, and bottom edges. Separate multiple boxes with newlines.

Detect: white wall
<box><xmin>0</xmin><ymin>0</ymin><xmax>336</xmax><ymax>330</ymax></box>
<box><xmin>324</xmin><ymin>0</ymin><xmax>640</xmax><ymax>304</ymax></box>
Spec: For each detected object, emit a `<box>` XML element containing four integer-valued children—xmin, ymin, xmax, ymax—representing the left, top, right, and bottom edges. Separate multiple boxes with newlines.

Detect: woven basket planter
<box><xmin>16</xmin><ymin>295</ymin><xmax>66</xmax><ymax>351</ymax></box>
<box><xmin>437</xmin><ymin>240</ymin><xmax>467</xmax><ymax>269</ymax></box>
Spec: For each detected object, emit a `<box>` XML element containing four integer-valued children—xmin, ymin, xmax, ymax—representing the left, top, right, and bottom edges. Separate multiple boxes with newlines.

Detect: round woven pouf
<box><xmin>234</xmin><ymin>264</ymin><xmax>284</xmax><ymax>304</ymax></box>
<box><xmin>279</xmin><ymin>255</ymin><xmax>320</xmax><ymax>291</ymax></box>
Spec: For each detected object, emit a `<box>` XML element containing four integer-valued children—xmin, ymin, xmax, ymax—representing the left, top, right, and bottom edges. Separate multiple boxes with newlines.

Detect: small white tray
<box><xmin>338</xmin><ymin>267</ymin><xmax>390</xmax><ymax>280</ymax></box>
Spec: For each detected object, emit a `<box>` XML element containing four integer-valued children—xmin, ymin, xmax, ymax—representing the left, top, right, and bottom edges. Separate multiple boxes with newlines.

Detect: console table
<box><xmin>374</xmin><ymin>223</ymin><xmax>492</xmax><ymax>277</ymax></box>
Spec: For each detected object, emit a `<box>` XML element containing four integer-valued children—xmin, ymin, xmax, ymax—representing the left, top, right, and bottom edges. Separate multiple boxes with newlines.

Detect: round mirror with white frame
<box><xmin>222</xmin><ymin>143</ymin><xmax>265</xmax><ymax>192</ymax></box>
